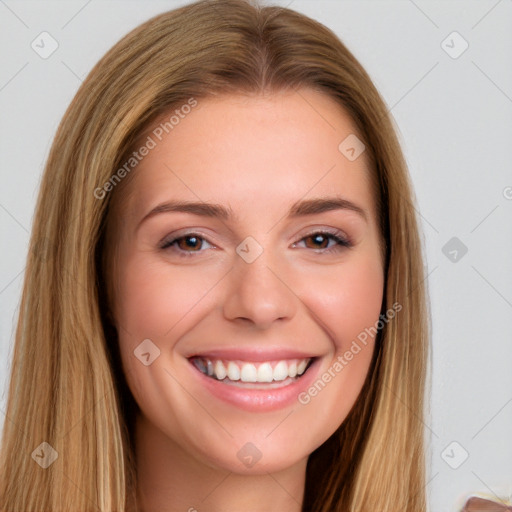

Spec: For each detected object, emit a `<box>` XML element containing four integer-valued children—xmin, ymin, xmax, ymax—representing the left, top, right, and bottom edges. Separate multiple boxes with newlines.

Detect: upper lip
<box><xmin>186</xmin><ymin>348</ymin><xmax>318</xmax><ymax>362</ymax></box>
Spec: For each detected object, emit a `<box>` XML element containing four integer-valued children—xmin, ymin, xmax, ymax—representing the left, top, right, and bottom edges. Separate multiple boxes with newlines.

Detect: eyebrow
<box><xmin>138</xmin><ymin>196</ymin><xmax>368</xmax><ymax>230</ymax></box>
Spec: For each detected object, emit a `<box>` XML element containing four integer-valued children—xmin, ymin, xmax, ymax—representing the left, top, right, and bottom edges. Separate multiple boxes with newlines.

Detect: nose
<box><xmin>222</xmin><ymin>247</ymin><xmax>297</xmax><ymax>329</ymax></box>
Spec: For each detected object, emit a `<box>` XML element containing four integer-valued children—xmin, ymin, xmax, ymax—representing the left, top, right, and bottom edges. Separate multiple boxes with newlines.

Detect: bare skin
<box><xmin>109</xmin><ymin>88</ymin><xmax>384</xmax><ymax>512</ymax></box>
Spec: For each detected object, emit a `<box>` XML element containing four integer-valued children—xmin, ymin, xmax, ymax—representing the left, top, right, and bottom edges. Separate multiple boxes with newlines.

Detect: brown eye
<box><xmin>160</xmin><ymin>233</ymin><xmax>213</xmax><ymax>257</ymax></box>
<box><xmin>303</xmin><ymin>233</ymin><xmax>330</xmax><ymax>249</ymax></box>
<box><xmin>176</xmin><ymin>235</ymin><xmax>203</xmax><ymax>251</ymax></box>
<box><xmin>295</xmin><ymin>231</ymin><xmax>351</xmax><ymax>253</ymax></box>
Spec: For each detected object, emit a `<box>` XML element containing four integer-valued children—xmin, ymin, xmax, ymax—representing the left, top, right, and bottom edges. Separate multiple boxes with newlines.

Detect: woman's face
<box><xmin>109</xmin><ymin>88</ymin><xmax>385</xmax><ymax>475</ymax></box>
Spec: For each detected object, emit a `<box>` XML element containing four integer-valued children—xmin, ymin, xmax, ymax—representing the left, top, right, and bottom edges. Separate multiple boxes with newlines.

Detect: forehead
<box><xmin>122</xmin><ymin>88</ymin><xmax>376</xmax><ymax>225</ymax></box>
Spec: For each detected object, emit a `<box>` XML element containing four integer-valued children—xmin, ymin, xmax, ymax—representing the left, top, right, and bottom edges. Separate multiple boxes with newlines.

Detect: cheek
<box><xmin>303</xmin><ymin>253</ymin><xmax>385</xmax><ymax>351</ymax></box>
<box><xmin>288</xmin><ymin>255</ymin><xmax>384</xmax><ymax>433</ymax></box>
<box><xmin>113</xmin><ymin>253</ymin><xmax>222</xmax><ymax>342</ymax></box>
<box><xmin>111</xmin><ymin>253</ymin><xmax>224</xmax><ymax>415</ymax></box>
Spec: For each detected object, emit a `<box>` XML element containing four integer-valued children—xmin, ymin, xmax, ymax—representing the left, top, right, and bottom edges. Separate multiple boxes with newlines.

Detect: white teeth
<box><xmin>273</xmin><ymin>361</ymin><xmax>288</xmax><ymax>381</ymax></box>
<box><xmin>240</xmin><ymin>363</ymin><xmax>258</xmax><ymax>382</ymax></box>
<box><xmin>297</xmin><ymin>359</ymin><xmax>308</xmax><ymax>375</ymax></box>
<box><xmin>214</xmin><ymin>360</ymin><xmax>227</xmax><ymax>380</ymax></box>
<box><xmin>257</xmin><ymin>362</ymin><xmax>273</xmax><ymax>382</ymax></box>
<box><xmin>194</xmin><ymin>357</ymin><xmax>312</xmax><ymax>383</ymax></box>
<box><xmin>227</xmin><ymin>361</ymin><xmax>240</xmax><ymax>381</ymax></box>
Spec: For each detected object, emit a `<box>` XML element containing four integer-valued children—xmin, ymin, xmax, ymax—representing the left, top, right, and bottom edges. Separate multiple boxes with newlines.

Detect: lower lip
<box><xmin>188</xmin><ymin>358</ymin><xmax>321</xmax><ymax>412</ymax></box>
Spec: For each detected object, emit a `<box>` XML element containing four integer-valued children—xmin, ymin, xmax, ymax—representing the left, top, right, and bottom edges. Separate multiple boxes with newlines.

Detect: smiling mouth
<box><xmin>189</xmin><ymin>356</ymin><xmax>315</xmax><ymax>387</ymax></box>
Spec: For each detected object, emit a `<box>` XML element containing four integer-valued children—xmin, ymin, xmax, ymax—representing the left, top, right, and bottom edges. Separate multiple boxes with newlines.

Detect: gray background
<box><xmin>1</xmin><ymin>1</ymin><xmax>511</xmax><ymax>511</ymax></box>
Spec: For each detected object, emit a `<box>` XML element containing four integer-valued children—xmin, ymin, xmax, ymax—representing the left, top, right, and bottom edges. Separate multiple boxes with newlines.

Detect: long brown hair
<box><xmin>0</xmin><ymin>1</ymin><xmax>430</xmax><ymax>510</ymax></box>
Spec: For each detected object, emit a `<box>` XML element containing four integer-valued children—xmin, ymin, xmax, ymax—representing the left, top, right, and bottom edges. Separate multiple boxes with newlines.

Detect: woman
<box><xmin>0</xmin><ymin>0</ymin><xmax>430</xmax><ymax>510</ymax></box>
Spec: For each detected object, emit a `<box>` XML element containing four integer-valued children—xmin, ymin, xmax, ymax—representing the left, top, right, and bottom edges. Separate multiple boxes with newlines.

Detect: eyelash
<box><xmin>159</xmin><ymin>230</ymin><xmax>352</xmax><ymax>257</ymax></box>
